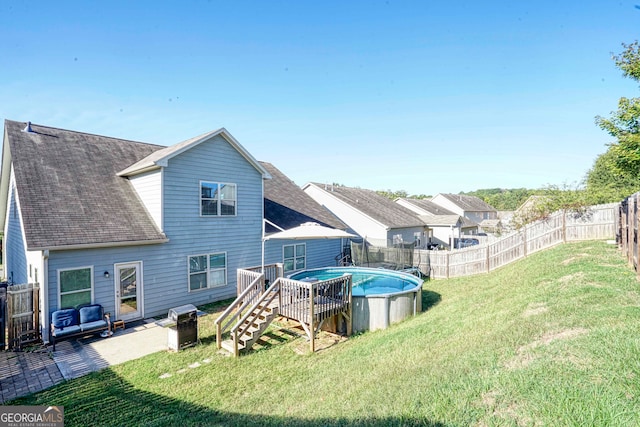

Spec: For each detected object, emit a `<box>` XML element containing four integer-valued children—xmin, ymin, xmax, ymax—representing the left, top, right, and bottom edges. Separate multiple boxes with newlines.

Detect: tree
<box><xmin>510</xmin><ymin>184</ymin><xmax>589</xmax><ymax>229</ymax></box>
<box><xmin>585</xmin><ymin>148</ymin><xmax>640</xmax><ymax>203</ymax></box>
<box><xmin>595</xmin><ymin>42</ymin><xmax>640</xmax><ymax>176</ymax></box>
<box><xmin>461</xmin><ymin>188</ymin><xmax>536</xmax><ymax>210</ymax></box>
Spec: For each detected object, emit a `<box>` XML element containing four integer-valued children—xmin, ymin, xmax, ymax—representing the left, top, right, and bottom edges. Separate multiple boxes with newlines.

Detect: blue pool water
<box><xmin>288</xmin><ymin>267</ymin><xmax>422</xmax><ymax>297</ymax></box>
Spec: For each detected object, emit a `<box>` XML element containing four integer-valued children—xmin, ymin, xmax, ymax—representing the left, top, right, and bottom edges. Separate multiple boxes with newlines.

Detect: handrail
<box><xmin>230</xmin><ymin>278</ymin><xmax>281</xmax><ymax>356</ymax></box>
<box><xmin>215</xmin><ymin>273</ymin><xmax>264</xmax><ymax>349</ymax></box>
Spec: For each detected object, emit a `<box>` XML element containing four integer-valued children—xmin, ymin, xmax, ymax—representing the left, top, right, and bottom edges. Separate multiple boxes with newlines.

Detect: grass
<box><xmin>10</xmin><ymin>241</ymin><xmax>640</xmax><ymax>426</ymax></box>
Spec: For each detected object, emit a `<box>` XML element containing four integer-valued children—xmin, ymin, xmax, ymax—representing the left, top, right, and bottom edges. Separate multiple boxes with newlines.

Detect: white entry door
<box><xmin>114</xmin><ymin>262</ymin><xmax>143</xmax><ymax>321</ymax></box>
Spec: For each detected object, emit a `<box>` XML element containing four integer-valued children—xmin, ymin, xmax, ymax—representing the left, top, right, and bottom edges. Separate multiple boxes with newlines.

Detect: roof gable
<box><xmin>118</xmin><ymin>128</ymin><xmax>270</xmax><ymax>179</ymax></box>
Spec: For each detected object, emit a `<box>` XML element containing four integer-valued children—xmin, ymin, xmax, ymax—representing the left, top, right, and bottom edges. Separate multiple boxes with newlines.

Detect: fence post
<box><xmin>627</xmin><ymin>197</ymin><xmax>636</xmax><ymax>265</ymax></box>
<box><xmin>445</xmin><ymin>251</ymin><xmax>450</xmax><ymax>279</ymax></box>
<box><xmin>636</xmin><ymin>194</ymin><xmax>640</xmax><ymax>280</ymax></box>
<box><xmin>522</xmin><ymin>228</ymin><xmax>528</xmax><ymax>258</ymax></box>
<box><xmin>625</xmin><ymin>198</ymin><xmax>631</xmax><ymax>265</ymax></box>
<box><xmin>562</xmin><ymin>210</ymin><xmax>567</xmax><ymax>243</ymax></box>
<box><xmin>486</xmin><ymin>245</ymin><xmax>490</xmax><ymax>273</ymax></box>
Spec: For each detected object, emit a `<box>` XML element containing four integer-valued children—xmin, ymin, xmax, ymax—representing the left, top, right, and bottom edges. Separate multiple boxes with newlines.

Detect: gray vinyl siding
<box><xmin>386</xmin><ymin>227</ymin><xmax>426</xmax><ymax>247</ymax></box>
<box><xmin>264</xmin><ymin>239</ymin><xmax>342</xmax><ymax>273</ymax></box>
<box><xmin>5</xmin><ymin>182</ymin><xmax>28</xmax><ymax>284</ymax></box>
<box><xmin>152</xmin><ymin>134</ymin><xmax>263</xmax><ymax>314</ymax></box>
<box><xmin>46</xmin><ymin>133</ymin><xmax>265</xmax><ymax>320</ymax></box>
<box><xmin>129</xmin><ymin>169</ymin><xmax>162</xmax><ymax>230</ymax></box>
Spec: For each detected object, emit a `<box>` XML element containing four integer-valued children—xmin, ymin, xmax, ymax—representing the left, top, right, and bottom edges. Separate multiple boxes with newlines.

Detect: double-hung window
<box><xmin>200</xmin><ymin>182</ymin><xmax>237</xmax><ymax>216</ymax></box>
<box><xmin>283</xmin><ymin>243</ymin><xmax>306</xmax><ymax>273</ymax></box>
<box><xmin>189</xmin><ymin>253</ymin><xmax>227</xmax><ymax>291</ymax></box>
<box><xmin>59</xmin><ymin>267</ymin><xmax>93</xmax><ymax>308</ymax></box>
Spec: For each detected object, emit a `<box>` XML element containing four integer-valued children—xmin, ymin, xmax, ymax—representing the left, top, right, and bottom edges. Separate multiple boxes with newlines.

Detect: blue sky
<box><xmin>1</xmin><ymin>1</ymin><xmax>639</xmax><ymax>196</ymax></box>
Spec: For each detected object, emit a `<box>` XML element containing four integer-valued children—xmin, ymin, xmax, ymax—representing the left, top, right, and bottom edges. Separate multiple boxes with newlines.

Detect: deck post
<box><xmin>309</xmin><ymin>283</ymin><xmax>315</xmax><ymax>353</ymax></box>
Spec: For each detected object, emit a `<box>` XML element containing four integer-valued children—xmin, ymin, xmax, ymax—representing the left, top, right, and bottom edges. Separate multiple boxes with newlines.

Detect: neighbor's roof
<box><xmin>480</xmin><ymin>219</ymin><xmax>501</xmax><ymax>228</ymax></box>
<box><xmin>3</xmin><ymin>120</ymin><xmax>168</xmax><ymax>249</ymax></box>
<box><xmin>418</xmin><ymin>214</ymin><xmax>478</xmax><ymax>228</ymax></box>
<box><xmin>418</xmin><ymin>214</ymin><xmax>461</xmax><ymax>226</ymax></box>
<box><xmin>308</xmin><ymin>183</ymin><xmax>424</xmax><ymax>229</ymax></box>
<box><xmin>436</xmin><ymin>193</ymin><xmax>497</xmax><ymax>212</ymax></box>
<box><xmin>398</xmin><ymin>198</ymin><xmax>457</xmax><ymax>216</ymax></box>
<box><xmin>261</xmin><ymin>162</ymin><xmax>346</xmax><ymax>233</ymax></box>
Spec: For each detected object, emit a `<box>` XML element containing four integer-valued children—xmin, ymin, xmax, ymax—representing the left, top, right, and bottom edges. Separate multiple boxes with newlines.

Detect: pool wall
<box><xmin>289</xmin><ymin>267</ymin><xmax>423</xmax><ymax>333</ymax></box>
<box><xmin>352</xmin><ymin>285</ymin><xmax>422</xmax><ymax>332</ymax></box>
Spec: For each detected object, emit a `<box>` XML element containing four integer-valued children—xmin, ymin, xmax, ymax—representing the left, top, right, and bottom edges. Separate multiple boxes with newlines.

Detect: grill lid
<box><xmin>168</xmin><ymin>304</ymin><xmax>197</xmax><ymax>321</ymax></box>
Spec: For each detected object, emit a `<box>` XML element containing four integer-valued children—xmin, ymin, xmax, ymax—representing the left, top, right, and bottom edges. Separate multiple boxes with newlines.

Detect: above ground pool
<box><xmin>289</xmin><ymin>267</ymin><xmax>424</xmax><ymax>332</ymax></box>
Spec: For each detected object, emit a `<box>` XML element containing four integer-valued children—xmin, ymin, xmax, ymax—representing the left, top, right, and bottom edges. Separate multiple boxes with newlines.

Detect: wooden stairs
<box><xmin>220</xmin><ymin>301</ymin><xmax>279</xmax><ymax>355</ymax></box>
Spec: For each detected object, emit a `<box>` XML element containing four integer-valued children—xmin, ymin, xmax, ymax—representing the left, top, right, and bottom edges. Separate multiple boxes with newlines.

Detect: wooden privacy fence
<box><xmin>353</xmin><ymin>203</ymin><xmax>617</xmax><ymax>280</ymax></box>
<box><xmin>618</xmin><ymin>192</ymin><xmax>640</xmax><ymax>277</ymax></box>
<box><xmin>3</xmin><ymin>283</ymin><xmax>40</xmax><ymax>350</ymax></box>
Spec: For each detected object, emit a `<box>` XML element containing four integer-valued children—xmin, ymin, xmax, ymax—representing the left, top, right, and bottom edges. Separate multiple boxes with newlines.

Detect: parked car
<box><xmin>426</xmin><ymin>242</ymin><xmax>441</xmax><ymax>250</ymax></box>
<box><xmin>455</xmin><ymin>238</ymin><xmax>479</xmax><ymax>249</ymax></box>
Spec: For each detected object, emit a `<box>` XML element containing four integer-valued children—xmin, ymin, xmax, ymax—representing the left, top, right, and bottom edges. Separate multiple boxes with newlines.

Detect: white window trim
<box><xmin>283</xmin><ymin>243</ymin><xmax>306</xmax><ymax>273</ymax></box>
<box><xmin>199</xmin><ymin>181</ymin><xmax>237</xmax><ymax>217</ymax></box>
<box><xmin>57</xmin><ymin>266</ymin><xmax>95</xmax><ymax>309</ymax></box>
<box><xmin>188</xmin><ymin>252</ymin><xmax>228</xmax><ymax>292</ymax></box>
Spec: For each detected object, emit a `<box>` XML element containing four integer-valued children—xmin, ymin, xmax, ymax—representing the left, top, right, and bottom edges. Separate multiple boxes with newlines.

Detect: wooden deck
<box><xmin>215</xmin><ymin>265</ymin><xmax>352</xmax><ymax>355</ymax></box>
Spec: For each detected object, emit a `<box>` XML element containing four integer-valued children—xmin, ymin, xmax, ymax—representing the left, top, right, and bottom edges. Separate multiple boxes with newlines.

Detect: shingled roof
<box><xmin>397</xmin><ymin>198</ymin><xmax>457</xmax><ymax>216</ymax></box>
<box><xmin>261</xmin><ymin>163</ymin><xmax>346</xmax><ymax>233</ymax></box>
<box><xmin>436</xmin><ymin>193</ymin><xmax>496</xmax><ymax>212</ymax></box>
<box><xmin>310</xmin><ymin>183</ymin><xmax>424</xmax><ymax>229</ymax></box>
<box><xmin>2</xmin><ymin>120</ymin><xmax>168</xmax><ymax>250</ymax></box>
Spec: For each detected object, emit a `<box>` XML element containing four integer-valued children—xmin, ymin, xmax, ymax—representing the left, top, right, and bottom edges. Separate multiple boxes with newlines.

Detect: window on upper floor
<box><xmin>188</xmin><ymin>252</ymin><xmax>227</xmax><ymax>291</ymax></box>
<box><xmin>200</xmin><ymin>182</ymin><xmax>237</xmax><ymax>216</ymax></box>
<box><xmin>283</xmin><ymin>243</ymin><xmax>306</xmax><ymax>273</ymax></box>
<box><xmin>58</xmin><ymin>267</ymin><xmax>93</xmax><ymax>308</ymax></box>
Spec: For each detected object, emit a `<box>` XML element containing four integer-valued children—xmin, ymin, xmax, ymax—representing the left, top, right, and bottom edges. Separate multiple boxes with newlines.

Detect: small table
<box><xmin>112</xmin><ymin>320</ymin><xmax>125</xmax><ymax>331</ymax></box>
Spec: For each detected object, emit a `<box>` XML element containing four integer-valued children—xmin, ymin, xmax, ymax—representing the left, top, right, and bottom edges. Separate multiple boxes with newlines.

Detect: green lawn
<box><xmin>11</xmin><ymin>241</ymin><xmax>640</xmax><ymax>426</ymax></box>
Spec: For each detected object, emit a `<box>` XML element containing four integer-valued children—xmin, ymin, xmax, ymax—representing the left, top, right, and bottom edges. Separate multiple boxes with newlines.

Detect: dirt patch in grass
<box><xmin>557</xmin><ymin>272</ymin><xmax>586</xmax><ymax>286</ymax></box>
<box><xmin>522</xmin><ymin>302</ymin><xmax>548</xmax><ymax>317</ymax></box>
<box><xmin>291</xmin><ymin>331</ymin><xmax>348</xmax><ymax>355</ymax></box>
<box><xmin>561</xmin><ymin>253</ymin><xmax>590</xmax><ymax>265</ymax></box>
<box><xmin>505</xmin><ymin>327</ymin><xmax>589</xmax><ymax>370</ymax></box>
<box><xmin>477</xmin><ymin>391</ymin><xmax>538</xmax><ymax>427</ymax></box>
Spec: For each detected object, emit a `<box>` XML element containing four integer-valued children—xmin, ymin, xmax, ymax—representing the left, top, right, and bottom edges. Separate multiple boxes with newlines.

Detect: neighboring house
<box><xmin>430</xmin><ymin>193</ymin><xmax>500</xmax><ymax>234</ymax></box>
<box><xmin>261</xmin><ymin>162</ymin><xmax>348</xmax><ymax>274</ymax></box>
<box><xmin>395</xmin><ymin>198</ymin><xmax>478</xmax><ymax>248</ymax></box>
<box><xmin>1</xmin><ymin>120</ymin><xmax>288</xmax><ymax>343</ymax></box>
<box><xmin>302</xmin><ymin>183</ymin><xmax>425</xmax><ymax>247</ymax></box>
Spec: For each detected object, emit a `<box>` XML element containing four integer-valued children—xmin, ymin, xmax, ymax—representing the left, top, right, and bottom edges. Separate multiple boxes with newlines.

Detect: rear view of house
<box><xmin>0</xmin><ymin>120</ymin><xmax>270</xmax><ymax>343</ymax></box>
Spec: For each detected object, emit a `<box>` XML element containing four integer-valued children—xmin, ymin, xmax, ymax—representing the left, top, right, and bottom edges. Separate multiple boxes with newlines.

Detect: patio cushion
<box><xmin>53</xmin><ymin>324</ymin><xmax>81</xmax><ymax>337</ymax></box>
<box><xmin>52</xmin><ymin>308</ymin><xmax>79</xmax><ymax>330</ymax></box>
<box><xmin>80</xmin><ymin>319</ymin><xmax>108</xmax><ymax>332</ymax></box>
<box><xmin>79</xmin><ymin>304</ymin><xmax>103</xmax><ymax>324</ymax></box>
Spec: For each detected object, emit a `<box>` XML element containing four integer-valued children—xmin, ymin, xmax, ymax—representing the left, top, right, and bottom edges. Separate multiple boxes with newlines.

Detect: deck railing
<box><xmin>229</xmin><ymin>278</ymin><xmax>282</xmax><ymax>356</ymax></box>
<box><xmin>215</xmin><ymin>270</ymin><xmax>265</xmax><ymax>348</ymax></box>
<box><xmin>240</xmin><ymin>264</ymin><xmax>283</xmax><ymax>290</ymax></box>
<box><xmin>215</xmin><ymin>264</ymin><xmax>283</xmax><ymax>349</ymax></box>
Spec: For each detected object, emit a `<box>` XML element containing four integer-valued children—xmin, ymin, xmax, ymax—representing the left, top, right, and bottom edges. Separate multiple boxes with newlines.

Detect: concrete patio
<box><xmin>0</xmin><ymin>319</ymin><xmax>167</xmax><ymax>404</ymax></box>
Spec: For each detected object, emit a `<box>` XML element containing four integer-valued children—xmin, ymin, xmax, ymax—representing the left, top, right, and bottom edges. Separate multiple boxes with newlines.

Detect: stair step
<box><xmin>222</xmin><ymin>301</ymin><xmax>280</xmax><ymax>356</ymax></box>
<box><xmin>220</xmin><ymin>339</ymin><xmax>246</xmax><ymax>354</ymax></box>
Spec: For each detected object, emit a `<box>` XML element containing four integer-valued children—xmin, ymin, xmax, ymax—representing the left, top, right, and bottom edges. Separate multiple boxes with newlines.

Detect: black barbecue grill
<box><xmin>166</xmin><ymin>304</ymin><xmax>198</xmax><ymax>351</ymax></box>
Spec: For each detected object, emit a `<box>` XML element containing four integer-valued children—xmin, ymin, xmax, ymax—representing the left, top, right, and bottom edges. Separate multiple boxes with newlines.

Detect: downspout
<box><xmin>42</xmin><ymin>249</ymin><xmax>49</xmax><ymax>344</ymax></box>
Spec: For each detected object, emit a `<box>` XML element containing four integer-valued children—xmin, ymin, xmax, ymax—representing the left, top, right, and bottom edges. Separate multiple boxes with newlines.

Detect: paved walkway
<box><xmin>0</xmin><ymin>319</ymin><xmax>167</xmax><ymax>403</ymax></box>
